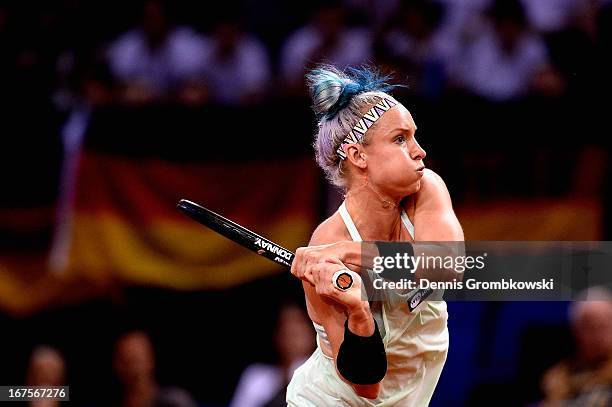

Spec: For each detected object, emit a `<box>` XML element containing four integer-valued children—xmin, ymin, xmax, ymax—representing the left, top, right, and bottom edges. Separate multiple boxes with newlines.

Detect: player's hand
<box><xmin>309</xmin><ymin>258</ymin><xmax>365</xmax><ymax>312</ymax></box>
<box><xmin>291</xmin><ymin>242</ymin><xmax>361</xmax><ymax>285</ymax></box>
<box><xmin>292</xmin><ymin>243</ymin><xmax>335</xmax><ymax>284</ymax></box>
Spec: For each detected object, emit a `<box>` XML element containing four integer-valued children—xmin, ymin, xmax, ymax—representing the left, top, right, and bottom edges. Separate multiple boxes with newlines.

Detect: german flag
<box><xmin>66</xmin><ymin>152</ymin><xmax>319</xmax><ymax>289</ymax></box>
<box><xmin>0</xmin><ymin>103</ymin><xmax>321</xmax><ymax>314</ymax></box>
<box><xmin>65</xmin><ymin>105</ymin><xmax>320</xmax><ymax>289</ymax></box>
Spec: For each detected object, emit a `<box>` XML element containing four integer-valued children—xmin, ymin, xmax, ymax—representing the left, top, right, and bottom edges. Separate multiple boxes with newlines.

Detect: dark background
<box><xmin>1</xmin><ymin>0</ymin><xmax>610</xmax><ymax>405</ymax></box>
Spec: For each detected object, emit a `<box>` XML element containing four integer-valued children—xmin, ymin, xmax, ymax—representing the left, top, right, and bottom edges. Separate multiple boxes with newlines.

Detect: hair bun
<box><xmin>306</xmin><ymin>65</ymin><xmax>400</xmax><ymax>120</ymax></box>
<box><xmin>306</xmin><ymin>67</ymin><xmax>348</xmax><ymax>119</ymax></box>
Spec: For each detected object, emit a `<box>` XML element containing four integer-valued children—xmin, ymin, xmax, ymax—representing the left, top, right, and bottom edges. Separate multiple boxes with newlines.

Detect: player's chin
<box><xmin>398</xmin><ymin>178</ymin><xmax>421</xmax><ymax>196</ymax></box>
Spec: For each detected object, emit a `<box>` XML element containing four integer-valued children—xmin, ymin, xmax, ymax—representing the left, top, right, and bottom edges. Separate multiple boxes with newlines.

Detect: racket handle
<box><xmin>332</xmin><ymin>269</ymin><xmax>354</xmax><ymax>291</ymax></box>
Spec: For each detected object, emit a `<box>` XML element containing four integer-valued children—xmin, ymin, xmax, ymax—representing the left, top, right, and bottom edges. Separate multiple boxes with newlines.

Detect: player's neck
<box><xmin>343</xmin><ymin>182</ymin><xmax>405</xmax><ymax>241</ymax></box>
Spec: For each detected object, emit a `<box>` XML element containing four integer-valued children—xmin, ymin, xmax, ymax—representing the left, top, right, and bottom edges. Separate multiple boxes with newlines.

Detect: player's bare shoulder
<box><xmin>414</xmin><ymin>168</ymin><xmax>453</xmax><ymax>211</ymax></box>
<box><xmin>309</xmin><ymin>211</ymin><xmax>352</xmax><ymax>246</ymax></box>
<box><xmin>411</xmin><ymin>169</ymin><xmax>464</xmax><ymax>241</ymax></box>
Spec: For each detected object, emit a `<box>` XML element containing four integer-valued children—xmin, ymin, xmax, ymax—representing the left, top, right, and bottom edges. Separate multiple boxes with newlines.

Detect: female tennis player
<box><xmin>287</xmin><ymin>65</ymin><xmax>464</xmax><ymax>406</ymax></box>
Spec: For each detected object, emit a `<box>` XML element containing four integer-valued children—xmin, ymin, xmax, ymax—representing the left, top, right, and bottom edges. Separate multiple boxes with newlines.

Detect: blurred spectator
<box><xmin>26</xmin><ymin>345</ymin><xmax>66</xmax><ymax>407</ymax></box>
<box><xmin>199</xmin><ymin>15</ymin><xmax>271</xmax><ymax>106</ymax></box>
<box><xmin>113</xmin><ymin>330</ymin><xmax>197</xmax><ymax>407</ymax></box>
<box><xmin>376</xmin><ymin>0</ymin><xmax>458</xmax><ymax>99</ymax></box>
<box><xmin>521</xmin><ymin>0</ymin><xmax>591</xmax><ymax>34</ymax></box>
<box><xmin>454</xmin><ymin>0</ymin><xmax>563</xmax><ymax>101</ymax></box>
<box><xmin>106</xmin><ymin>0</ymin><xmax>207</xmax><ymax>106</ymax></box>
<box><xmin>520</xmin><ymin>0</ymin><xmax>600</xmax><ymax>100</ymax></box>
<box><xmin>540</xmin><ymin>288</ymin><xmax>612</xmax><ymax>406</ymax></box>
<box><xmin>437</xmin><ymin>0</ymin><xmax>491</xmax><ymax>40</ymax></box>
<box><xmin>279</xmin><ymin>1</ymin><xmax>372</xmax><ymax>93</ymax></box>
<box><xmin>229</xmin><ymin>303</ymin><xmax>314</xmax><ymax>407</ymax></box>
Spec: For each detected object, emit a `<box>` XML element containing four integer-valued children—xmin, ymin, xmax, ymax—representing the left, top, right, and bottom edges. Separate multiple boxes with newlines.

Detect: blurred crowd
<box><xmin>3</xmin><ymin>0</ymin><xmax>611</xmax><ymax>210</ymax></box>
<box><xmin>539</xmin><ymin>288</ymin><xmax>612</xmax><ymax>406</ymax></box>
<box><xmin>22</xmin><ymin>292</ymin><xmax>612</xmax><ymax>407</ymax></box>
<box><xmin>3</xmin><ymin>1</ymin><xmax>612</xmax><ymax>406</ymax></box>
<box><xmin>1</xmin><ymin>0</ymin><xmax>611</xmax><ymax>111</ymax></box>
<box><xmin>23</xmin><ymin>302</ymin><xmax>315</xmax><ymax>407</ymax></box>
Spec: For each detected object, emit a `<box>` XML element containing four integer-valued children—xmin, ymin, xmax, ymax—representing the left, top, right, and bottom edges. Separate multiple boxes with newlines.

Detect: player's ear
<box><xmin>345</xmin><ymin>144</ymin><xmax>367</xmax><ymax>169</ymax></box>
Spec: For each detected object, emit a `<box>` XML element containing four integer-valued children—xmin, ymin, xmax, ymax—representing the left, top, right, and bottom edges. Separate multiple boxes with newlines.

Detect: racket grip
<box><xmin>332</xmin><ymin>269</ymin><xmax>354</xmax><ymax>291</ymax></box>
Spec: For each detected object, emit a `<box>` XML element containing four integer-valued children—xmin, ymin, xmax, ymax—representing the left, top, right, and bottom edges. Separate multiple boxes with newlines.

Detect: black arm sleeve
<box><xmin>336</xmin><ymin>317</ymin><xmax>387</xmax><ymax>385</ymax></box>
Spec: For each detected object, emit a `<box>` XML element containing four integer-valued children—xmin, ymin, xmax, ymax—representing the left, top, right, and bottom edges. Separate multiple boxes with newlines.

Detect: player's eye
<box><xmin>394</xmin><ymin>135</ymin><xmax>406</xmax><ymax>143</ymax></box>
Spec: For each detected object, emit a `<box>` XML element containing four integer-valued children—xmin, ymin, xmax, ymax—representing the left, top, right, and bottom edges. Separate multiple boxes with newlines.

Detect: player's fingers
<box><xmin>293</xmin><ymin>247</ymin><xmax>307</xmax><ymax>279</ymax></box>
<box><xmin>308</xmin><ymin>262</ymin><xmax>326</xmax><ymax>292</ymax></box>
<box><xmin>312</xmin><ymin>262</ymin><xmax>346</xmax><ymax>293</ymax></box>
<box><xmin>310</xmin><ymin>269</ymin><xmax>317</xmax><ymax>289</ymax></box>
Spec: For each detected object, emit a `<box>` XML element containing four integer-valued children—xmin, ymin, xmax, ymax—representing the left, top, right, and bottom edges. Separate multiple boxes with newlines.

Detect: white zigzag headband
<box><xmin>336</xmin><ymin>97</ymin><xmax>397</xmax><ymax>160</ymax></box>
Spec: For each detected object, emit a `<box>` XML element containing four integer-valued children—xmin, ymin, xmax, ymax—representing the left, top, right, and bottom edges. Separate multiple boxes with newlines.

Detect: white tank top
<box><xmin>313</xmin><ymin>201</ymin><xmax>415</xmax><ymax>349</ymax></box>
<box><xmin>313</xmin><ymin>201</ymin><xmax>447</xmax><ymax>355</ymax></box>
<box><xmin>292</xmin><ymin>201</ymin><xmax>449</xmax><ymax>406</ymax></box>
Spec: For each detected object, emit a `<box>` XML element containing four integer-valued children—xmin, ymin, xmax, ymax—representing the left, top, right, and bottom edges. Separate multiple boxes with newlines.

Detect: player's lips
<box><xmin>416</xmin><ymin>166</ymin><xmax>425</xmax><ymax>172</ymax></box>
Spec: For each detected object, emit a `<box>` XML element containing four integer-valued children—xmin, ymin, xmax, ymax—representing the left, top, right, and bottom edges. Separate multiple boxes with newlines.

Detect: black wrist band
<box><xmin>336</xmin><ymin>317</ymin><xmax>387</xmax><ymax>385</ymax></box>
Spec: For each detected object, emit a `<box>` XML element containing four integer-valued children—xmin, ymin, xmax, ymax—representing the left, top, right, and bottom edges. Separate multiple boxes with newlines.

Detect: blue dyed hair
<box><xmin>307</xmin><ymin>65</ymin><xmax>407</xmax><ymax>187</ymax></box>
<box><xmin>306</xmin><ymin>65</ymin><xmax>402</xmax><ymax>120</ymax></box>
